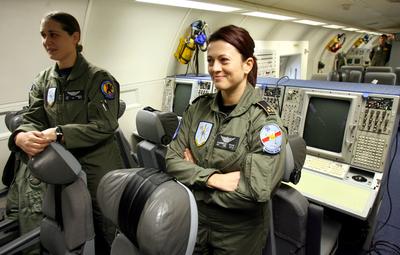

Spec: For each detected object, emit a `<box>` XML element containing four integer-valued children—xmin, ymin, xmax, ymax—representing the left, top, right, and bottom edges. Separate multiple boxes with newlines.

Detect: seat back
<box><xmin>310</xmin><ymin>73</ymin><xmax>328</xmax><ymax>81</ymax></box>
<box><xmin>115</xmin><ymin>100</ymin><xmax>138</xmax><ymax>168</ymax></box>
<box><xmin>394</xmin><ymin>67</ymin><xmax>400</xmax><ymax>85</ymax></box>
<box><xmin>135</xmin><ymin>107</ymin><xmax>179</xmax><ymax>171</ymax></box>
<box><xmin>265</xmin><ymin>135</ymin><xmax>341</xmax><ymax>255</ymax></box>
<box><xmin>364</xmin><ymin>72</ymin><xmax>397</xmax><ymax>85</ymax></box>
<box><xmin>28</xmin><ymin>143</ymin><xmax>95</xmax><ymax>255</ymax></box>
<box><xmin>365</xmin><ymin>66</ymin><xmax>393</xmax><ymax>73</ymax></box>
<box><xmin>97</xmin><ymin>168</ymin><xmax>197</xmax><ymax>255</ymax></box>
<box><xmin>347</xmin><ymin>70</ymin><xmax>363</xmax><ymax>83</ymax></box>
<box><xmin>327</xmin><ymin>71</ymin><xmax>347</xmax><ymax>82</ymax></box>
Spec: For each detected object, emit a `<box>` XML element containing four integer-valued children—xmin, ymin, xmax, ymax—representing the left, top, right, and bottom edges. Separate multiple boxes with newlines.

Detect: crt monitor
<box><xmin>172</xmin><ymin>82</ymin><xmax>193</xmax><ymax>116</ymax></box>
<box><xmin>303</xmin><ymin>97</ymin><xmax>350</xmax><ymax>154</ymax></box>
<box><xmin>298</xmin><ymin>91</ymin><xmax>358</xmax><ymax>163</ymax></box>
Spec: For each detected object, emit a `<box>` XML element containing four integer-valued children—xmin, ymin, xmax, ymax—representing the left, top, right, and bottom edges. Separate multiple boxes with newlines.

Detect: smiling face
<box><xmin>40</xmin><ymin>18</ymin><xmax>79</xmax><ymax>68</ymax></box>
<box><xmin>207</xmin><ymin>40</ymin><xmax>253</xmax><ymax>94</ymax></box>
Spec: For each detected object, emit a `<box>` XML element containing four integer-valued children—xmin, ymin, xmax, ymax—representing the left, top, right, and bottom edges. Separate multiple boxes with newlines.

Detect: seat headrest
<box><xmin>5</xmin><ymin>107</ymin><xmax>28</xmax><ymax>132</ymax></box>
<box><xmin>118</xmin><ymin>100</ymin><xmax>126</xmax><ymax>119</ymax></box>
<box><xmin>28</xmin><ymin>143</ymin><xmax>81</xmax><ymax>184</ymax></box>
<box><xmin>284</xmin><ymin>135</ymin><xmax>307</xmax><ymax>184</ymax></box>
<box><xmin>97</xmin><ymin>168</ymin><xmax>197</xmax><ymax>254</ymax></box>
<box><xmin>136</xmin><ymin>107</ymin><xmax>179</xmax><ymax>145</ymax></box>
<box><xmin>366</xmin><ymin>66</ymin><xmax>393</xmax><ymax>73</ymax></box>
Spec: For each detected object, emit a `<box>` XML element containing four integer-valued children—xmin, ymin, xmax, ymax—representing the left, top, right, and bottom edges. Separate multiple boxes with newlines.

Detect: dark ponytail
<box><xmin>208</xmin><ymin>25</ymin><xmax>258</xmax><ymax>86</ymax></box>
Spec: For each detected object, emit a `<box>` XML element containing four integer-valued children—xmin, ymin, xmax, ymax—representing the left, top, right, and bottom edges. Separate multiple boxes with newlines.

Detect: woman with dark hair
<box><xmin>7</xmin><ymin>11</ymin><xmax>123</xmax><ymax>254</ymax></box>
<box><xmin>166</xmin><ymin>25</ymin><xmax>287</xmax><ymax>254</ymax></box>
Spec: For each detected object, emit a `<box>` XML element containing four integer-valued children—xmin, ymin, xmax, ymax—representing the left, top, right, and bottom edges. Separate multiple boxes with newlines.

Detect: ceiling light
<box><xmin>136</xmin><ymin>0</ymin><xmax>240</xmax><ymax>12</ymax></box>
<box><xmin>342</xmin><ymin>27</ymin><xmax>359</xmax><ymax>31</ymax></box>
<box><xmin>356</xmin><ymin>30</ymin><xmax>369</xmax><ymax>33</ymax></box>
<box><xmin>323</xmin><ymin>24</ymin><xmax>345</xmax><ymax>29</ymax></box>
<box><xmin>293</xmin><ymin>19</ymin><xmax>326</xmax><ymax>26</ymax></box>
<box><xmin>243</xmin><ymin>11</ymin><xmax>296</xmax><ymax>21</ymax></box>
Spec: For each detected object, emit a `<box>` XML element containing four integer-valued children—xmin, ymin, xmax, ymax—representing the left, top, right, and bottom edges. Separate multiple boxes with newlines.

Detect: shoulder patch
<box><xmin>256</xmin><ymin>100</ymin><xmax>276</xmax><ymax>116</ymax></box>
<box><xmin>100</xmin><ymin>80</ymin><xmax>115</xmax><ymax>100</ymax></box>
<box><xmin>260</xmin><ymin>123</ymin><xmax>282</xmax><ymax>154</ymax></box>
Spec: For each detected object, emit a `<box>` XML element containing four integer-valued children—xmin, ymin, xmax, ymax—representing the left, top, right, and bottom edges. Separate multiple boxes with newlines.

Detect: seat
<box><xmin>310</xmin><ymin>73</ymin><xmax>328</xmax><ymax>81</ymax></box>
<box><xmin>264</xmin><ymin>135</ymin><xmax>341</xmax><ymax>255</ymax></box>
<box><xmin>364</xmin><ymin>72</ymin><xmax>397</xmax><ymax>85</ymax></box>
<box><xmin>347</xmin><ymin>70</ymin><xmax>363</xmax><ymax>83</ymax></box>
<box><xmin>135</xmin><ymin>107</ymin><xmax>179</xmax><ymax>171</ymax></box>
<box><xmin>340</xmin><ymin>65</ymin><xmax>364</xmax><ymax>73</ymax></box>
<box><xmin>365</xmin><ymin>66</ymin><xmax>393</xmax><ymax>73</ymax></box>
<box><xmin>394</xmin><ymin>67</ymin><xmax>400</xmax><ymax>85</ymax></box>
<box><xmin>327</xmin><ymin>71</ymin><xmax>347</xmax><ymax>82</ymax></box>
<box><xmin>29</xmin><ymin>142</ymin><xmax>95</xmax><ymax>255</ymax></box>
<box><xmin>97</xmin><ymin>167</ymin><xmax>197</xmax><ymax>255</ymax></box>
<box><xmin>115</xmin><ymin>100</ymin><xmax>138</xmax><ymax>168</ymax></box>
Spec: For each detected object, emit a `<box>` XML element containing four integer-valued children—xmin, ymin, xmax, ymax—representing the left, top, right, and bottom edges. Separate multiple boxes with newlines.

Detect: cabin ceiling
<box><xmin>236</xmin><ymin>0</ymin><xmax>400</xmax><ymax>33</ymax></box>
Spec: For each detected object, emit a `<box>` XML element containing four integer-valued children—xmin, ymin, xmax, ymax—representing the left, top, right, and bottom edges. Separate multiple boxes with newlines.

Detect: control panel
<box><xmin>280</xmin><ymin>86</ymin><xmax>400</xmax><ymax>174</ymax></box>
<box><xmin>352</xmin><ymin>96</ymin><xmax>397</xmax><ymax>172</ymax></box>
<box><xmin>161</xmin><ymin>77</ymin><xmax>215</xmax><ymax>113</ymax></box>
<box><xmin>256</xmin><ymin>84</ymin><xmax>285</xmax><ymax>113</ymax></box>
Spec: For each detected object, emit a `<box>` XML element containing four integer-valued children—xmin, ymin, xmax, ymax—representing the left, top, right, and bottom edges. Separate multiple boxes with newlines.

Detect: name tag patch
<box><xmin>64</xmin><ymin>90</ymin><xmax>84</xmax><ymax>101</ymax></box>
<box><xmin>215</xmin><ymin>134</ymin><xmax>240</xmax><ymax>152</ymax></box>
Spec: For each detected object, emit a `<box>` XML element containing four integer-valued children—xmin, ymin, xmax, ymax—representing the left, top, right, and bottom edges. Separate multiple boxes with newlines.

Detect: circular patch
<box><xmin>100</xmin><ymin>80</ymin><xmax>115</xmax><ymax>99</ymax></box>
<box><xmin>260</xmin><ymin>123</ymin><xmax>282</xmax><ymax>154</ymax></box>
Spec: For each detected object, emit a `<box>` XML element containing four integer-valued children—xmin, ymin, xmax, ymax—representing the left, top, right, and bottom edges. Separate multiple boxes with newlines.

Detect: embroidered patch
<box><xmin>195</xmin><ymin>121</ymin><xmax>213</xmax><ymax>147</ymax></box>
<box><xmin>47</xmin><ymin>87</ymin><xmax>56</xmax><ymax>106</ymax></box>
<box><xmin>260</xmin><ymin>124</ymin><xmax>282</xmax><ymax>154</ymax></box>
<box><xmin>215</xmin><ymin>134</ymin><xmax>240</xmax><ymax>152</ymax></box>
<box><xmin>100</xmin><ymin>80</ymin><xmax>115</xmax><ymax>99</ymax></box>
<box><xmin>64</xmin><ymin>90</ymin><xmax>84</xmax><ymax>101</ymax></box>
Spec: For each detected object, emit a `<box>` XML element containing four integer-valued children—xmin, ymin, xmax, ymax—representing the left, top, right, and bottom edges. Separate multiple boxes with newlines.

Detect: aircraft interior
<box><xmin>0</xmin><ymin>0</ymin><xmax>400</xmax><ymax>254</ymax></box>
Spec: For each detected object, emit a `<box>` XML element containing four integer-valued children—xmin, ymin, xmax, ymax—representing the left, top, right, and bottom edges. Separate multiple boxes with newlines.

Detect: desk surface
<box><xmin>287</xmin><ymin>169</ymin><xmax>379</xmax><ymax>220</ymax></box>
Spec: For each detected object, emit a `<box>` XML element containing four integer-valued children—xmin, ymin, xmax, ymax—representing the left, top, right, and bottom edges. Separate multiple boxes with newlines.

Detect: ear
<box><xmin>72</xmin><ymin>31</ymin><xmax>80</xmax><ymax>45</ymax></box>
<box><xmin>243</xmin><ymin>57</ymin><xmax>254</xmax><ymax>74</ymax></box>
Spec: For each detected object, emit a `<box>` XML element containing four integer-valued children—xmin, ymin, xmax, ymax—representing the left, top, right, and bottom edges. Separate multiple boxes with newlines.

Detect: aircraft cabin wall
<box><xmin>0</xmin><ymin>0</ymin><xmax>364</xmax><ymax>189</ymax></box>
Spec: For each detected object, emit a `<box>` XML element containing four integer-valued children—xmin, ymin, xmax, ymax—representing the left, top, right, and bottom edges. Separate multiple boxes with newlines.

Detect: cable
<box><xmin>366</xmin><ymin>131</ymin><xmax>400</xmax><ymax>254</ymax></box>
<box><xmin>274</xmin><ymin>75</ymin><xmax>289</xmax><ymax>116</ymax></box>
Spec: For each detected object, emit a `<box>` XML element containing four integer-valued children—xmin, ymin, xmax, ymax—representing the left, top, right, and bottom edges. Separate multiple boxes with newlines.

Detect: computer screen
<box><xmin>172</xmin><ymin>82</ymin><xmax>193</xmax><ymax>116</ymax></box>
<box><xmin>303</xmin><ymin>97</ymin><xmax>350</xmax><ymax>153</ymax></box>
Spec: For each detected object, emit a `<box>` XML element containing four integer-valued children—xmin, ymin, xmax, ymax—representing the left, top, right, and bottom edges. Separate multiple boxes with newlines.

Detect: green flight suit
<box><xmin>7</xmin><ymin>53</ymin><xmax>123</xmax><ymax>253</ymax></box>
<box><xmin>166</xmin><ymin>83</ymin><xmax>287</xmax><ymax>255</ymax></box>
<box><xmin>370</xmin><ymin>43</ymin><xmax>392</xmax><ymax>66</ymax></box>
<box><xmin>6</xmin><ymin>158</ymin><xmax>45</xmax><ymax>255</ymax></box>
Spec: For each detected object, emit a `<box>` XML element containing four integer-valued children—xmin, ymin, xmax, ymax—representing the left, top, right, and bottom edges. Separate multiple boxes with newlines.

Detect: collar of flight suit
<box><xmin>49</xmin><ymin>53</ymin><xmax>89</xmax><ymax>81</ymax></box>
<box><xmin>210</xmin><ymin>82</ymin><xmax>260</xmax><ymax>118</ymax></box>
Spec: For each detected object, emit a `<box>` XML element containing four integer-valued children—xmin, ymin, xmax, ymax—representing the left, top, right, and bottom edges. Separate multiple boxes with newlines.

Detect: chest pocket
<box><xmin>63</xmin><ymin>90</ymin><xmax>87</xmax><ymax>123</ymax></box>
<box><xmin>211</xmin><ymin>118</ymin><xmax>250</xmax><ymax>172</ymax></box>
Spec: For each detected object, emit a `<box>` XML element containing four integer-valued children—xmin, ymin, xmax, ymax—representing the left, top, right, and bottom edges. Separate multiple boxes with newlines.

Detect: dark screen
<box><xmin>172</xmin><ymin>82</ymin><xmax>192</xmax><ymax>116</ymax></box>
<box><xmin>303</xmin><ymin>97</ymin><xmax>350</xmax><ymax>153</ymax></box>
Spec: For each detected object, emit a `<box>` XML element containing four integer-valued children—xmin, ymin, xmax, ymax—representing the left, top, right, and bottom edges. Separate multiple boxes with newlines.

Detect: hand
<box><xmin>183</xmin><ymin>148</ymin><xmax>196</xmax><ymax>164</ymax></box>
<box><xmin>41</xmin><ymin>127</ymin><xmax>57</xmax><ymax>142</ymax></box>
<box><xmin>15</xmin><ymin>131</ymin><xmax>51</xmax><ymax>157</ymax></box>
<box><xmin>207</xmin><ymin>171</ymin><xmax>240</xmax><ymax>192</ymax></box>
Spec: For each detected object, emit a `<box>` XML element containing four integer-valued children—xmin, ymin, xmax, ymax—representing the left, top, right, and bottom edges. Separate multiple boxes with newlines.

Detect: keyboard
<box><xmin>303</xmin><ymin>155</ymin><xmax>349</xmax><ymax>179</ymax></box>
